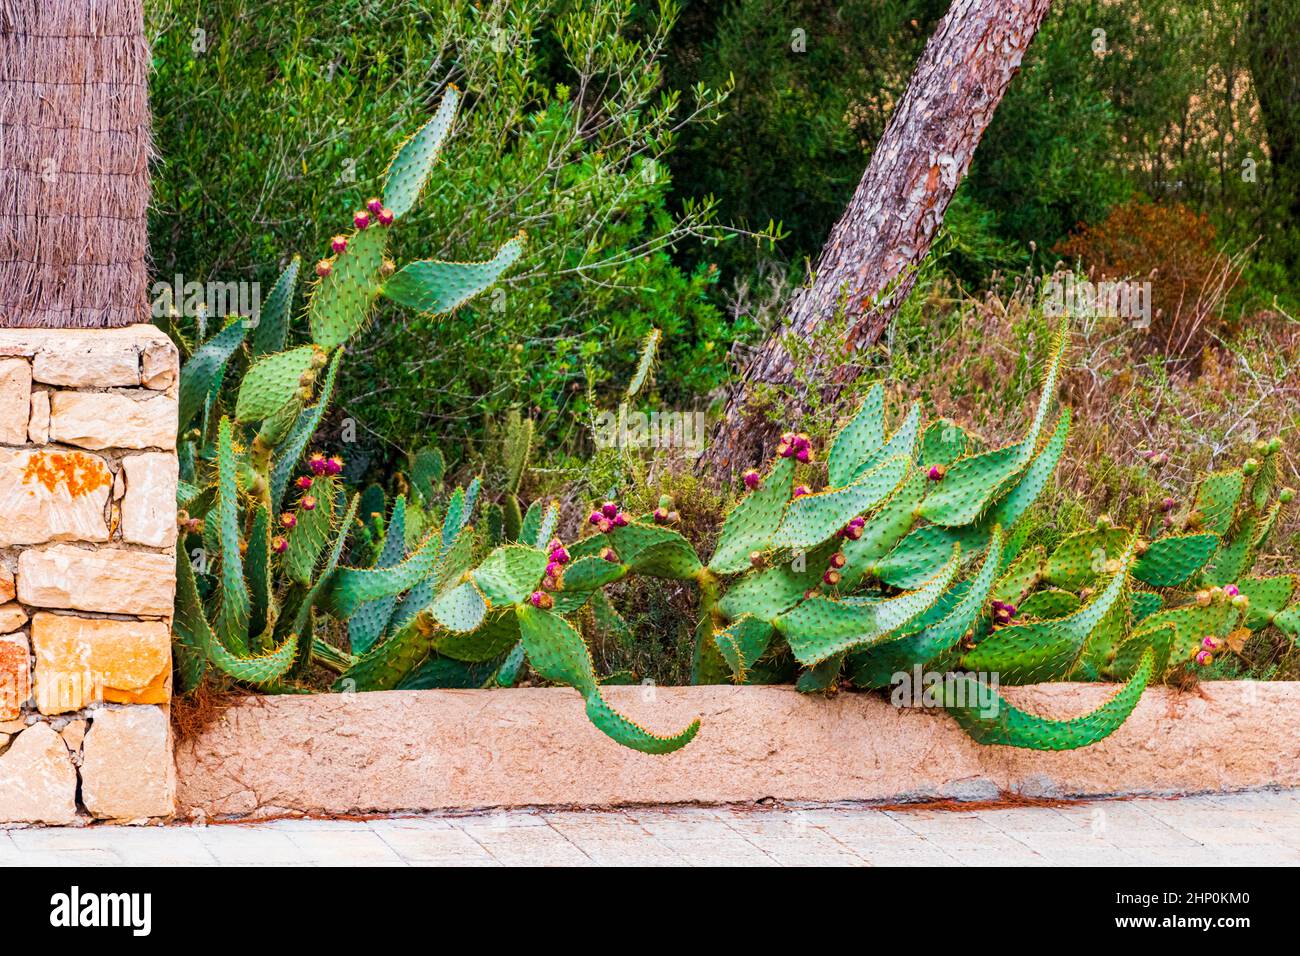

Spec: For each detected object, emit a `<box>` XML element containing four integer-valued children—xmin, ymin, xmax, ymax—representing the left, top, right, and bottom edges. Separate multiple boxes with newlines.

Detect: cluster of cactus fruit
<box><xmin>167</xmin><ymin>94</ymin><xmax>1299</xmax><ymax>756</ymax></box>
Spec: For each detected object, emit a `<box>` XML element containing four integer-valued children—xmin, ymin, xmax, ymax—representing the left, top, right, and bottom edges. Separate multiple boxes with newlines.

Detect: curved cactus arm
<box><xmin>178</xmin><ymin>321</ymin><xmax>247</xmax><ymax>435</ymax></box>
<box><xmin>827</xmin><ymin>382</ymin><xmax>885</xmax><ymax>487</ymax></box>
<box><xmin>1133</xmin><ymin>532</ymin><xmax>1219</xmax><ymax>587</ymax></box>
<box><xmin>173</xmin><ymin>546</ymin><xmax>211</xmax><ymax>693</ymax></box>
<box><xmin>856</xmin><ymin>401</ymin><xmax>922</xmax><ymax>480</ymax></box>
<box><xmin>873</xmin><ymin>523</ymin><xmax>985</xmax><ymax>589</ymax></box>
<box><xmin>235</xmin><ymin>346</ymin><xmax>316</xmax><ymax>423</ymax></box>
<box><xmin>205</xmin><ymin>629</ymin><xmax>299</xmax><ymax>686</ymax></box>
<box><xmin>214</xmin><ymin>418</ymin><xmax>250</xmax><ymax>654</ymax></box>
<box><xmin>329</xmin><ymin>528</ymin><xmax>451</xmax><ymax>620</ymax></box>
<box><xmin>348</xmin><ymin>495</ymin><xmax>409</xmax><ymax>656</ymax></box>
<box><xmin>709</xmin><ymin>456</ymin><xmax>796</xmax><ymax>573</ymax></box>
<box><xmin>250</xmin><ymin>256</ymin><xmax>299</xmax><ymax>357</ymax></box>
<box><xmin>270</xmin><ymin>348</ymin><xmax>342</xmax><ymax>510</ymax></box>
<box><xmin>847</xmin><ymin>528</ymin><xmax>1005</xmax><ymax>689</ymax></box>
<box><xmin>428</xmin><ymin>581</ymin><xmax>488</xmax><ymax>633</ymax></box>
<box><xmin>774</xmin><ymin>454</ymin><xmax>909</xmax><ymax>550</ymax></box>
<box><xmin>517</xmin><ymin>604</ymin><xmax>700</xmax><ymax>754</ymax></box>
<box><xmin>605</xmin><ymin>522</ymin><xmax>703</xmax><ymax>579</ymax></box>
<box><xmin>778</xmin><ymin>545</ymin><xmax>961</xmax><ymax>666</ymax></box>
<box><xmin>985</xmin><ymin>409</ymin><xmax>1070</xmax><ymax>530</ymax></box>
<box><xmin>943</xmin><ymin>647</ymin><xmax>1156</xmax><ymax>751</ymax></box>
<box><xmin>334</xmin><ymin>617</ymin><xmax>433</xmax><ymax>692</ymax></box>
<box><xmin>289</xmin><ymin>493</ymin><xmax>360</xmax><ymax>642</ymax></box>
<box><xmin>381</xmin><ymin>234</ymin><xmax>526</xmax><ymax>316</ymax></box>
<box><xmin>1042</xmin><ymin>525</ymin><xmax>1130</xmax><ymax>590</ymax></box>
<box><xmin>383</xmin><ymin>86</ymin><xmax>459</xmax><ymax>219</ymax></box>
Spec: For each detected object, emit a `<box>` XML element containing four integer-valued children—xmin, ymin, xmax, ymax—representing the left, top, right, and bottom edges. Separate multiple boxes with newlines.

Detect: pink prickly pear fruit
<box><xmin>596</xmin><ymin>517</ymin><xmax>613</xmax><ymax>534</ymax></box>
<box><xmin>652</xmin><ymin>507</ymin><xmax>670</xmax><ymax>524</ymax></box>
<box><xmin>1224</xmin><ymin>584</ymin><xmax>1240</xmax><ymax>597</ymax></box>
<box><xmin>822</xmin><ymin>569</ymin><xmax>842</xmax><ymax>587</ymax></box>
<box><xmin>742</xmin><ymin>469</ymin><xmax>761</xmax><ymax>490</ymax></box>
<box><xmin>600</xmin><ymin>502</ymin><xmax>619</xmax><ymax>519</ymax></box>
<box><xmin>545</xmin><ymin>561</ymin><xmax>563</xmax><ymax>578</ymax></box>
<box><xmin>308</xmin><ymin>452</ymin><xmax>328</xmax><ymax>476</ymax></box>
<box><xmin>1160</xmin><ymin>497</ymin><xmax>1177</xmax><ymax>511</ymax></box>
<box><xmin>366</xmin><ymin>197</ymin><xmax>384</xmax><ymax>215</ymax></box>
<box><xmin>326</xmin><ymin>456</ymin><xmax>344</xmax><ymax>476</ymax></box>
<box><xmin>301</xmin><ymin>495</ymin><xmax>318</xmax><ymax>511</ymax></box>
<box><xmin>601</xmin><ymin>547</ymin><xmax>620</xmax><ymax>563</ymax></box>
<box><xmin>272</xmin><ymin>536</ymin><xmax>288</xmax><ymax>554</ymax></box>
<box><xmin>841</xmin><ymin>523</ymin><xmax>863</xmax><ymax>541</ymax></box>
<box><xmin>588</xmin><ymin>511</ymin><xmax>603</xmax><ymax>526</ymax></box>
<box><xmin>612</xmin><ymin>512</ymin><xmax>630</xmax><ymax>527</ymax></box>
<box><xmin>828</xmin><ymin>552</ymin><xmax>846</xmax><ymax>569</ymax></box>
<box><xmin>795</xmin><ymin>445</ymin><xmax>812</xmax><ymax>464</ymax></box>
<box><xmin>1195</xmin><ymin>649</ymin><xmax>1212</xmax><ymax>665</ymax></box>
<box><xmin>777</xmin><ymin>431</ymin><xmax>796</xmax><ymax>458</ymax></box>
<box><xmin>353</xmin><ymin>211</ymin><xmax>370</xmax><ymax>230</ymax></box>
<box><xmin>549</xmin><ymin>547</ymin><xmax>570</xmax><ymax>565</ymax></box>
<box><xmin>296</xmin><ymin>475</ymin><xmax>313</xmax><ymax>491</ymax></box>
<box><xmin>542</xmin><ymin>574</ymin><xmax>558</xmax><ymax>591</ymax></box>
<box><xmin>315</xmin><ymin>259</ymin><xmax>333</xmax><ymax>278</ymax></box>
<box><xmin>530</xmin><ymin>590</ymin><xmax>553</xmax><ymax>609</ymax></box>
<box><xmin>380</xmin><ymin>259</ymin><xmax>396</xmax><ymax>277</ymax></box>
<box><xmin>793</xmin><ymin>485</ymin><xmax>810</xmax><ymax>498</ymax></box>
<box><xmin>927</xmin><ymin>464</ymin><xmax>947</xmax><ymax>481</ymax></box>
<box><xmin>547</xmin><ymin>538</ymin><xmax>564</xmax><ymax>553</ymax></box>
<box><xmin>331</xmin><ymin>235</ymin><xmax>348</xmax><ymax>254</ymax></box>
<box><xmin>378</xmin><ymin>208</ymin><xmax>395</xmax><ymax>226</ymax></box>
<box><xmin>1201</xmin><ymin>635</ymin><xmax>1220</xmax><ymax>650</ymax></box>
<box><xmin>280</xmin><ymin>512</ymin><xmax>297</xmax><ymax>529</ymax></box>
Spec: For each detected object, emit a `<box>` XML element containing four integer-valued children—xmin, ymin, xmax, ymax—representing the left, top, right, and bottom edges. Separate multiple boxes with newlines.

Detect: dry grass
<box><xmin>0</xmin><ymin>0</ymin><xmax>151</xmax><ymax>329</ymax></box>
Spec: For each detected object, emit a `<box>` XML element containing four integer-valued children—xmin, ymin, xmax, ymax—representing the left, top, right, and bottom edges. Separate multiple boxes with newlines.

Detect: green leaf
<box><xmin>708</xmin><ymin>456</ymin><xmax>796</xmax><ymax>573</ymax></box>
<box><xmin>381</xmin><ymin>235</ymin><xmax>526</xmax><ymax>316</ymax></box>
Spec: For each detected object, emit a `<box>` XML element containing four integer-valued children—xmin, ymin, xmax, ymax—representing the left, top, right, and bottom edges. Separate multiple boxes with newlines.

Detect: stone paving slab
<box><xmin>3</xmin><ymin>789</ymin><xmax>1298</xmax><ymax>866</ymax></box>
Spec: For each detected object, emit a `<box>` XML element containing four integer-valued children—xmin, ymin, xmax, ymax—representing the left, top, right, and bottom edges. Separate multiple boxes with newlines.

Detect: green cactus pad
<box><xmin>472</xmin><ymin>545</ymin><xmax>549</xmax><ymax>606</ymax></box>
<box><xmin>1017</xmin><ymin>588</ymin><xmax>1081</xmax><ymax>619</ymax></box>
<box><xmin>308</xmin><ymin>223</ymin><xmax>387</xmax><ymax>348</ymax></box>
<box><xmin>206</xmin><ymin>630</ymin><xmax>299</xmax><ymax>686</ymax></box>
<box><xmin>236</xmin><ymin>346</ymin><xmax>316</xmax><ymax>422</ymax></box>
<box><xmin>178</xmin><ymin>321</ymin><xmax>247</xmax><ymax>435</ymax></box>
<box><xmin>584</xmin><ymin>694</ymin><xmax>701</xmax><ymax>754</ymax></box>
<box><xmin>990</xmin><ymin>545</ymin><xmax>1046</xmax><ymax>605</ymax></box>
<box><xmin>1203</xmin><ymin>501</ymin><xmax>1281</xmax><ymax>586</ymax></box>
<box><xmin>709</xmin><ymin>456</ymin><xmax>796</xmax><ymax>573</ymax></box>
<box><xmin>1106</xmin><ymin>621</ymin><xmax>1177</xmax><ymax>680</ymax></box>
<box><xmin>849</xmin><ymin>534</ymin><xmax>1006</xmax><ymax>692</ymax></box>
<box><xmin>1237</xmin><ymin>575</ymin><xmax>1295</xmax><ymax>629</ymax></box>
<box><xmin>773</xmin><ymin>454</ymin><xmax>909</xmax><ymax>550</ymax></box>
<box><xmin>1192</xmin><ymin>468</ymin><xmax>1246</xmax><ymax>535</ymax></box>
<box><xmin>251</xmin><ymin>257</ymin><xmax>299</xmax><ymax>357</ymax></box>
<box><xmin>173</xmin><ymin>547</ymin><xmax>210</xmax><ymax>693</ymax></box>
<box><xmin>284</xmin><ymin>478</ymin><xmax>336</xmax><ymax>586</ymax></box>
<box><xmin>434</xmin><ymin>609</ymin><xmax>522</xmax><ymax>663</ymax></box>
<box><xmin>827</xmin><ymin>382</ymin><xmax>885</xmax><ymax>487</ymax></box>
<box><xmin>1043</xmin><ymin>526</ymin><xmax>1130</xmax><ymax>591</ymax></box>
<box><xmin>442</xmin><ymin>479</ymin><xmax>481</xmax><ymax>546</ymax></box>
<box><xmin>918</xmin><ymin>418</ymin><xmax>971</xmax><ymax>467</ymax></box>
<box><xmin>428</xmin><ymin>580</ymin><xmax>488</xmax><ymax>633</ymax></box>
<box><xmin>396</xmin><ymin>653</ymin><xmax>504</xmax><ymax>691</ymax></box>
<box><xmin>778</xmin><ymin>546</ymin><xmax>960</xmax><ymax>665</ymax></box>
<box><xmin>985</xmin><ymin>409</ymin><xmax>1070</xmax><ymax>529</ymax></box>
<box><xmin>382</xmin><ymin>234</ymin><xmax>525</xmax><ymax>316</ymax></box>
<box><xmin>716</xmin><ymin>540</ymin><xmax>839</xmax><ymax>621</ymax></box>
<box><xmin>1132</xmin><ymin>590</ymin><xmax>1163</xmax><ymax>622</ymax></box>
<box><xmin>383</xmin><ymin>86</ymin><xmax>459</xmax><ymax>219</ymax></box>
<box><xmin>247</xmin><ymin>505</ymin><xmax>272</xmax><ymax>644</ymax></box>
<box><xmin>589</xmin><ymin>589</ymin><xmax>634</xmax><ymax>646</ymax></box>
<box><xmin>607</xmin><ymin>522</ymin><xmax>703</xmax><ymax>579</ymax></box>
<box><xmin>348</xmin><ymin>495</ymin><xmax>408</xmax><ymax>655</ymax></box>
<box><xmin>692</xmin><ymin>615</ymin><xmax>732</xmax><ymax>684</ymax></box>
<box><xmin>1275</xmin><ymin>605</ymin><xmax>1300</xmax><ymax>639</ymax></box>
<box><xmin>269</xmin><ymin>349</ymin><xmax>342</xmax><ymax>510</ymax></box>
<box><xmin>874</xmin><ymin>523</ymin><xmax>985</xmax><ymax>589</ymax></box>
<box><xmin>561</xmin><ymin>555</ymin><xmax>628</xmax><ymax>591</ymax></box>
<box><xmin>714</xmin><ymin>614</ymin><xmax>775</xmax><ymax>682</ymax></box>
<box><xmin>335</xmin><ymin>620</ymin><xmax>433</xmax><ymax>692</ymax></box>
<box><xmin>214</xmin><ymin>418</ymin><xmax>250</xmax><ymax>654</ymax></box>
<box><xmin>916</xmin><ymin>442</ymin><xmax>1027</xmax><ymax>527</ymax></box>
<box><xmin>1135</xmin><ymin>599</ymin><xmax>1240</xmax><ymax>667</ymax></box>
<box><xmin>1132</xmin><ymin>532</ymin><xmax>1218</xmax><ymax>587</ymax></box>
<box><xmin>856</xmin><ymin>401</ymin><xmax>922</xmax><ymax>479</ymax></box>
<box><xmin>839</xmin><ymin>469</ymin><xmax>927</xmax><ymax>587</ymax></box>
<box><xmin>944</xmin><ymin>647</ymin><xmax>1155</xmax><ymax>751</ymax></box>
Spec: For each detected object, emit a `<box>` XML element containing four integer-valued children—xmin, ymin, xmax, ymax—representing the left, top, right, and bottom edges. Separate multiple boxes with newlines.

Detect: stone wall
<box><xmin>0</xmin><ymin>326</ymin><xmax>178</xmax><ymax>824</ymax></box>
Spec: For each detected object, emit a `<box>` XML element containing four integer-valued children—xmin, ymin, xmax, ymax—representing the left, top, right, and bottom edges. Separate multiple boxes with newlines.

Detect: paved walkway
<box><xmin>4</xmin><ymin>790</ymin><xmax>1298</xmax><ymax>866</ymax></box>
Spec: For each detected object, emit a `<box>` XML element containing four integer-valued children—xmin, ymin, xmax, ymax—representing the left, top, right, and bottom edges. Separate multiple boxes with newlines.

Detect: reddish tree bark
<box><xmin>703</xmin><ymin>0</ymin><xmax>1053</xmax><ymax>474</ymax></box>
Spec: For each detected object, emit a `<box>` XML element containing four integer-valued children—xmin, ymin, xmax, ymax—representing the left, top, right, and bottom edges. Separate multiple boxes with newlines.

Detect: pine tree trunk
<box><xmin>702</xmin><ymin>0</ymin><xmax>1052</xmax><ymax>475</ymax></box>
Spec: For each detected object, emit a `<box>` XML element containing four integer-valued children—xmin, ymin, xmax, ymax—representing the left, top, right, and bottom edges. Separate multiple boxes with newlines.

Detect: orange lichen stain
<box><xmin>22</xmin><ymin>451</ymin><xmax>111</xmax><ymax>498</ymax></box>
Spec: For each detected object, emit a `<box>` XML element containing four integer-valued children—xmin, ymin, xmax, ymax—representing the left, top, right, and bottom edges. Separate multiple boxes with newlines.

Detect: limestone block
<box><xmin>121</xmin><ymin>453</ymin><xmax>179</xmax><ymax>548</ymax></box>
<box><xmin>18</xmin><ymin>546</ymin><xmax>174</xmax><ymax>616</ymax></box>
<box><xmin>0</xmin><ymin>721</ymin><xmax>78</xmax><ymax>824</ymax></box>
<box><xmin>32</xmin><ymin>613</ymin><xmax>171</xmax><ymax>714</ymax></box>
<box><xmin>0</xmin><ymin>604</ymin><xmax>27</xmax><ymax>634</ymax></box>
<box><xmin>49</xmin><ymin>391</ymin><xmax>177</xmax><ymax>451</ymax></box>
<box><xmin>81</xmin><ymin>706</ymin><xmax>175</xmax><ymax>820</ymax></box>
<box><xmin>28</xmin><ymin>389</ymin><xmax>50</xmax><ymax>444</ymax></box>
<box><xmin>0</xmin><ymin>448</ymin><xmax>112</xmax><ymax>547</ymax></box>
<box><xmin>0</xmin><ymin>632</ymin><xmax>29</xmax><ymax>721</ymax></box>
<box><xmin>0</xmin><ymin>359</ymin><xmax>31</xmax><ymax>445</ymax></box>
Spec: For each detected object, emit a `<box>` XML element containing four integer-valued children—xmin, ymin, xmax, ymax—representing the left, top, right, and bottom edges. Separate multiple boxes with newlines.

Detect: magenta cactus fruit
<box><xmin>822</xmin><ymin>569</ymin><xmax>842</xmax><ymax>587</ymax></box>
<box><xmin>378</xmin><ymin>207</ymin><xmax>395</xmax><ymax>226</ymax></box>
<box><xmin>1160</xmin><ymin>497</ymin><xmax>1177</xmax><ymax>512</ymax></box>
<box><xmin>742</xmin><ymin>469</ymin><xmax>761</xmax><ymax>490</ymax></box>
<box><xmin>609</xmin><ymin>512</ymin><xmax>627</xmax><ymax>527</ymax></box>
<box><xmin>542</xmin><ymin>574</ymin><xmax>558</xmax><ymax>591</ymax></box>
<box><xmin>296</xmin><ymin>475</ymin><xmax>313</xmax><ymax>491</ymax></box>
<box><xmin>545</xmin><ymin>561</ymin><xmax>563</xmax><ymax>578</ymax></box>
<box><xmin>366</xmin><ymin>197</ymin><xmax>384</xmax><ymax>215</ymax></box>
<box><xmin>652</xmin><ymin>507</ymin><xmax>670</xmax><ymax>524</ymax></box>
<box><xmin>272</xmin><ymin>536</ymin><xmax>288</xmax><ymax>554</ymax></box>
<box><xmin>927</xmin><ymin>463</ymin><xmax>947</xmax><ymax>481</ymax></box>
<box><xmin>315</xmin><ymin>259</ymin><xmax>333</xmax><ymax>278</ymax></box>
<box><xmin>1202</xmin><ymin>635</ymin><xmax>1220</xmax><ymax>650</ymax></box>
<box><xmin>600</xmin><ymin>546</ymin><xmax>619</xmax><ymax>563</ymax></box>
<box><xmin>326</xmin><ymin>456</ymin><xmax>344</xmax><ymax>476</ymax></box>
<box><xmin>308</xmin><ymin>452</ymin><xmax>328</xmax><ymax>476</ymax></box>
<box><xmin>1195</xmin><ymin>649</ymin><xmax>1212</xmax><ymax>665</ymax></box>
<box><xmin>588</xmin><ymin>510</ymin><xmax>603</xmax><ymax>526</ymax></box>
<box><xmin>353</xmin><ymin>210</ymin><xmax>370</xmax><ymax>230</ymax></box>
<box><xmin>777</xmin><ymin>431</ymin><xmax>797</xmax><ymax>458</ymax></box>
<box><xmin>828</xmin><ymin>552</ymin><xmax>846</xmax><ymax>570</ymax></box>
<box><xmin>330</xmin><ymin>235</ymin><xmax>348</xmax><ymax>254</ymax></box>
<box><xmin>1224</xmin><ymin>584</ymin><xmax>1240</xmax><ymax>597</ymax></box>
<box><xmin>529</xmin><ymin>590</ymin><xmax>553</xmax><ymax>609</ymax></box>
<box><xmin>793</xmin><ymin>485</ymin><xmax>810</xmax><ymax>498</ymax></box>
<box><xmin>301</xmin><ymin>495</ymin><xmax>318</xmax><ymax>511</ymax></box>
<box><xmin>549</xmin><ymin>546</ymin><xmax>570</xmax><ymax>565</ymax></box>
<box><xmin>596</xmin><ymin>517</ymin><xmax>613</xmax><ymax>534</ymax></box>
<box><xmin>795</xmin><ymin>446</ymin><xmax>812</xmax><ymax>464</ymax></box>
<box><xmin>841</xmin><ymin>522</ymin><xmax>863</xmax><ymax>541</ymax></box>
<box><xmin>599</xmin><ymin>502</ymin><xmax>618</xmax><ymax>519</ymax></box>
<box><xmin>279</xmin><ymin>512</ymin><xmax>297</xmax><ymax>529</ymax></box>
